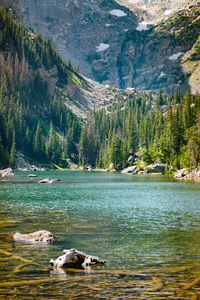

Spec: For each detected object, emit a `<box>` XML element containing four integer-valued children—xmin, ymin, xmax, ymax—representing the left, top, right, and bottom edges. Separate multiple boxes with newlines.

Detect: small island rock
<box><xmin>27</xmin><ymin>174</ymin><xmax>38</xmax><ymax>178</ymax></box>
<box><xmin>50</xmin><ymin>248</ymin><xmax>106</xmax><ymax>269</ymax></box>
<box><xmin>13</xmin><ymin>230</ymin><xmax>56</xmax><ymax>243</ymax></box>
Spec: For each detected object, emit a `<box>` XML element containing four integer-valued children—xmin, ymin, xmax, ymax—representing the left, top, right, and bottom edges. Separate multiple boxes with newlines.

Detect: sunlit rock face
<box><xmin>19</xmin><ymin>0</ymin><xmax>200</xmax><ymax>93</ymax></box>
<box><xmin>116</xmin><ymin>0</ymin><xmax>199</xmax><ymax>23</ymax></box>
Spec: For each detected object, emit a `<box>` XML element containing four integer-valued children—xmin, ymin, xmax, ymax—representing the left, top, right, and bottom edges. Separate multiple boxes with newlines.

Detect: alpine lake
<box><xmin>0</xmin><ymin>171</ymin><xmax>200</xmax><ymax>299</ymax></box>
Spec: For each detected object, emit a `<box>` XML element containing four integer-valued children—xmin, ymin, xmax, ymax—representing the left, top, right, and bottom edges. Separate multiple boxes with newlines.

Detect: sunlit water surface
<box><xmin>0</xmin><ymin>171</ymin><xmax>200</xmax><ymax>299</ymax></box>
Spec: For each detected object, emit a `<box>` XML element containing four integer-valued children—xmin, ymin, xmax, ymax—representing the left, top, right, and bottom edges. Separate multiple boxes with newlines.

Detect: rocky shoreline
<box><xmin>121</xmin><ymin>163</ymin><xmax>175</xmax><ymax>175</ymax></box>
<box><xmin>16</xmin><ymin>152</ymin><xmax>46</xmax><ymax>171</ymax></box>
<box><xmin>1</xmin><ymin>164</ymin><xmax>200</xmax><ymax>183</ymax></box>
<box><xmin>174</xmin><ymin>168</ymin><xmax>200</xmax><ymax>182</ymax></box>
<box><xmin>0</xmin><ymin>168</ymin><xmax>14</xmax><ymax>177</ymax></box>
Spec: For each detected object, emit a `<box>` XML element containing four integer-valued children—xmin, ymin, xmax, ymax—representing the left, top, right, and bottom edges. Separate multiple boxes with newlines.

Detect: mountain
<box><xmin>0</xmin><ymin>5</ymin><xmax>199</xmax><ymax>173</ymax></box>
<box><xmin>14</xmin><ymin>0</ymin><xmax>200</xmax><ymax>93</ymax></box>
<box><xmin>18</xmin><ymin>0</ymin><xmax>137</xmax><ymax>87</ymax></box>
<box><xmin>0</xmin><ymin>6</ymin><xmax>140</xmax><ymax>168</ymax></box>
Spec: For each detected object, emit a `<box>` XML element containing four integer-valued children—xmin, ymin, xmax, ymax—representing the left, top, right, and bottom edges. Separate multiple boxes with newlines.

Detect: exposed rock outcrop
<box><xmin>144</xmin><ymin>163</ymin><xmax>167</xmax><ymax>174</ymax></box>
<box><xmin>122</xmin><ymin>163</ymin><xmax>175</xmax><ymax>175</ymax></box>
<box><xmin>17</xmin><ymin>152</ymin><xmax>46</xmax><ymax>171</ymax></box>
<box><xmin>121</xmin><ymin>165</ymin><xmax>137</xmax><ymax>174</ymax></box>
<box><xmin>174</xmin><ymin>168</ymin><xmax>200</xmax><ymax>181</ymax></box>
<box><xmin>50</xmin><ymin>248</ymin><xmax>106</xmax><ymax>269</ymax></box>
<box><xmin>0</xmin><ymin>168</ymin><xmax>14</xmax><ymax>177</ymax></box>
<box><xmin>13</xmin><ymin>230</ymin><xmax>56</xmax><ymax>243</ymax></box>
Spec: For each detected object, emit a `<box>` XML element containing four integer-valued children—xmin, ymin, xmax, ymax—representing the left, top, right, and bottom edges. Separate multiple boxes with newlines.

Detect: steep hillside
<box><xmin>15</xmin><ymin>0</ymin><xmax>200</xmax><ymax>93</ymax></box>
<box><xmin>0</xmin><ymin>6</ymin><xmax>139</xmax><ymax>168</ymax></box>
<box><xmin>0</xmin><ymin>6</ymin><xmax>85</xmax><ymax>168</ymax></box>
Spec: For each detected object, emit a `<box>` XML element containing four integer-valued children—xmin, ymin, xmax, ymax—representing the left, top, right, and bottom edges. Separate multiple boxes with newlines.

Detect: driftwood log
<box><xmin>13</xmin><ymin>230</ymin><xmax>56</xmax><ymax>243</ymax></box>
<box><xmin>50</xmin><ymin>249</ymin><xmax>106</xmax><ymax>269</ymax></box>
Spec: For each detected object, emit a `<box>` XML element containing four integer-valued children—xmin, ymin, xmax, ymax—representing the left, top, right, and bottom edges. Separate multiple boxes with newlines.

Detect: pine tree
<box><xmin>34</xmin><ymin>121</ymin><xmax>41</xmax><ymax>155</ymax></box>
<box><xmin>9</xmin><ymin>130</ymin><xmax>16</xmax><ymax>169</ymax></box>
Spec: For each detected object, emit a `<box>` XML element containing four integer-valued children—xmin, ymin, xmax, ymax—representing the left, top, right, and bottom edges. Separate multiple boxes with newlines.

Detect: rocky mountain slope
<box><xmin>14</xmin><ymin>0</ymin><xmax>200</xmax><ymax>94</ymax></box>
<box><xmin>117</xmin><ymin>0</ymin><xmax>198</xmax><ymax>23</ymax></box>
<box><xmin>18</xmin><ymin>0</ymin><xmax>137</xmax><ymax>86</ymax></box>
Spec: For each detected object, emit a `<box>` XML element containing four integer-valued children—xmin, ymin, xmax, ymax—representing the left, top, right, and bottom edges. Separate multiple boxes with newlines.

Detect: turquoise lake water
<box><xmin>0</xmin><ymin>171</ymin><xmax>200</xmax><ymax>299</ymax></box>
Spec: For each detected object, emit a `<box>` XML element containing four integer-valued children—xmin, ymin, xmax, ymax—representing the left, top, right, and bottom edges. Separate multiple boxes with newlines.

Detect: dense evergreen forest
<box><xmin>0</xmin><ymin>7</ymin><xmax>200</xmax><ymax>171</ymax></box>
<box><xmin>0</xmin><ymin>7</ymin><xmax>81</xmax><ymax>168</ymax></box>
<box><xmin>80</xmin><ymin>90</ymin><xmax>200</xmax><ymax>170</ymax></box>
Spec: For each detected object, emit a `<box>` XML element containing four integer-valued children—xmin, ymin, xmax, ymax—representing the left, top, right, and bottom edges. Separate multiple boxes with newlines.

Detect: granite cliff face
<box><xmin>10</xmin><ymin>0</ymin><xmax>200</xmax><ymax>93</ymax></box>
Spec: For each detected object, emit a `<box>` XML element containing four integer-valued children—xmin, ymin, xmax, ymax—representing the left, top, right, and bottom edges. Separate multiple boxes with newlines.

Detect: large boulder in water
<box><xmin>13</xmin><ymin>230</ymin><xmax>56</xmax><ymax>243</ymax></box>
<box><xmin>50</xmin><ymin>249</ymin><xmax>106</xmax><ymax>269</ymax></box>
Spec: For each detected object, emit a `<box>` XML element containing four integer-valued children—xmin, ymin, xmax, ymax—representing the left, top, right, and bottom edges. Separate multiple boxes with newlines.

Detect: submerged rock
<box><xmin>27</xmin><ymin>174</ymin><xmax>38</xmax><ymax>178</ymax></box>
<box><xmin>13</xmin><ymin>230</ymin><xmax>56</xmax><ymax>243</ymax></box>
<box><xmin>0</xmin><ymin>168</ymin><xmax>14</xmax><ymax>177</ymax></box>
<box><xmin>38</xmin><ymin>178</ymin><xmax>59</xmax><ymax>184</ymax></box>
<box><xmin>50</xmin><ymin>248</ymin><xmax>106</xmax><ymax>269</ymax></box>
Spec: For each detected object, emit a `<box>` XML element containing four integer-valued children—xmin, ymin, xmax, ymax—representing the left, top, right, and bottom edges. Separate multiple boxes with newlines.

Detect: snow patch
<box><xmin>97</xmin><ymin>43</ymin><xmax>110</xmax><ymax>52</ymax></box>
<box><xmin>168</xmin><ymin>52</ymin><xmax>183</xmax><ymax>61</ymax></box>
<box><xmin>109</xmin><ymin>9</ymin><xmax>127</xmax><ymax>17</ymax></box>
<box><xmin>164</xmin><ymin>10</ymin><xmax>171</xmax><ymax>15</ymax></box>
<box><xmin>159</xmin><ymin>72</ymin><xmax>166</xmax><ymax>78</ymax></box>
<box><xmin>136</xmin><ymin>21</ymin><xmax>149</xmax><ymax>31</ymax></box>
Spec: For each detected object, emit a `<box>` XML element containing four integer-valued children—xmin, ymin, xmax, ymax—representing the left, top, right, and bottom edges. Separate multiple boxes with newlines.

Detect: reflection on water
<box><xmin>0</xmin><ymin>171</ymin><xmax>200</xmax><ymax>298</ymax></box>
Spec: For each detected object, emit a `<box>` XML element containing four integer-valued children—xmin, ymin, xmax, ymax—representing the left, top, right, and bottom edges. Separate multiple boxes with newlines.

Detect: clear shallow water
<box><xmin>0</xmin><ymin>171</ymin><xmax>200</xmax><ymax>299</ymax></box>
